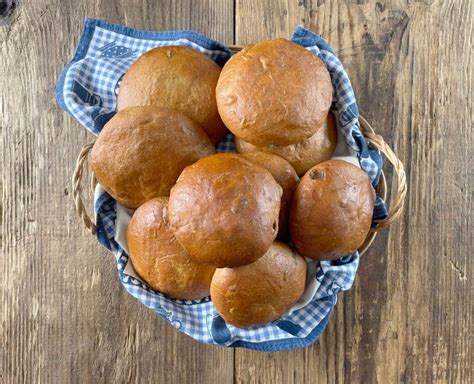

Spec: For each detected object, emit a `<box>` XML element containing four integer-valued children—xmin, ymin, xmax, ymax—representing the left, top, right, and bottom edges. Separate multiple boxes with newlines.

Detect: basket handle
<box><xmin>72</xmin><ymin>143</ymin><xmax>97</xmax><ymax>235</ymax></box>
<box><xmin>358</xmin><ymin>115</ymin><xmax>407</xmax><ymax>230</ymax></box>
<box><xmin>72</xmin><ymin>118</ymin><xmax>406</xmax><ymax>235</ymax></box>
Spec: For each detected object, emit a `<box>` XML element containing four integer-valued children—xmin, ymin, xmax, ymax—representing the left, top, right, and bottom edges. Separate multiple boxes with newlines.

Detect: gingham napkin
<box><xmin>56</xmin><ymin>18</ymin><xmax>388</xmax><ymax>351</ymax></box>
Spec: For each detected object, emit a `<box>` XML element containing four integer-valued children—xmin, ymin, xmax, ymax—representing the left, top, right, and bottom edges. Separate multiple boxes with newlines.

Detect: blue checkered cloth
<box><xmin>56</xmin><ymin>18</ymin><xmax>388</xmax><ymax>351</ymax></box>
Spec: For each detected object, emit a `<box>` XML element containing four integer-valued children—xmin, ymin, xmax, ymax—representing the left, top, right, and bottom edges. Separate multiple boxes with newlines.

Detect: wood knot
<box><xmin>0</xmin><ymin>0</ymin><xmax>16</xmax><ymax>25</ymax></box>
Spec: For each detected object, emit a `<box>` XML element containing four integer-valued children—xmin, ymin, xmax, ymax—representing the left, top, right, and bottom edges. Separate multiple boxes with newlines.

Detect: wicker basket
<box><xmin>59</xmin><ymin>22</ymin><xmax>408</xmax><ymax>350</ymax></box>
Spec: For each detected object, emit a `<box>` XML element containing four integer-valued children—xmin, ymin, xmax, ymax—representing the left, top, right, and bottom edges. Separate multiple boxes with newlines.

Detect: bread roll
<box><xmin>289</xmin><ymin>160</ymin><xmax>375</xmax><ymax>260</ymax></box>
<box><xmin>235</xmin><ymin>112</ymin><xmax>338</xmax><ymax>176</ymax></box>
<box><xmin>127</xmin><ymin>198</ymin><xmax>215</xmax><ymax>300</ymax></box>
<box><xmin>91</xmin><ymin>106</ymin><xmax>215</xmax><ymax>208</ymax></box>
<box><xmin>168</xmin><ymin>153</ymin><xmax>282</xmax><ymax>268</ymax></box>
<box><xmin>117</xmin><ymin>46</ymin><xmax>227</xmax><ymax>144</ymax></box>
<box><xmin>210</xmin><ymin>241</ymin><xmax>307</xmax><ymax>328</ymax></box>
<box><xmin>240</xmin><ymin>152</ymin><xmax>299</xmax><ymax>238</ymax></box>
<box><xmin>216</xmin><ymin>38</ymin><xmax>332</xmax><ymax>146</ymax></box>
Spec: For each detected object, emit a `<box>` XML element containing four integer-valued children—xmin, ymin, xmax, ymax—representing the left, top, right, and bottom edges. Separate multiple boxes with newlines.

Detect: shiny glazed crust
<box><xmin>210</xmin><ymin>241</ymin><xmax>307</xmax><ymax>327</ymax></box>
<box><xmin>235</xmin><ymin>112</ymin><xmax>338</xmax><ymax>176</ymax></box>
<box><xmin>289</xmin><ymin>160</ymin><xmax>375</xmax><ymax>260</ymax></box>
<box><xmin>127</xmin><ymin>197</ymin><xmax>215</xmax><ymax>300</ymax></box>
<box><xmin>117</xmin><ymin>46</ymin><xmax>227</xmax><ymax>144</ymax></box>
<box><xmin>168</xmin><ymin>153</ymin><xmax>282</xmax><ymax>268</ymax></box>
<box><xmin>240</xmin><ymin>152</ymin><xmax>299</xmax><ymax>238</ymax></box>
<box><xmin>91</xmin><ymin>106</ymin><xmax>215</xmax><ymax>208</ymax></box>
<box><xmin>216</xmin><ymin>39</ymin><xmax>332</xmax><ymax>146</ymax></box>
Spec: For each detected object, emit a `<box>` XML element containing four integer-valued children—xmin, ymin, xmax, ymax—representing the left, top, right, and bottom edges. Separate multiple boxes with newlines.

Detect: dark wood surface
<box><xmin>1</xmin><ymin>1</ymin><xmax>471</xmax><ymax>383</ymax></box>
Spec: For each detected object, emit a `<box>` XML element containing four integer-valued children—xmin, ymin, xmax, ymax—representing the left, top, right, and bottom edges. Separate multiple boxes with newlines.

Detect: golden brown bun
<box><xmin>289</xmin><ymin>160</ymin><xmax>375</xmax><ymax>260</ymax></box>
<box><xmin>117</xmin><ymin>46</ymin><xmax>227</xmax><ymax>144</ymax></box>
<box><xmin>91</xmin><ymin>106</ymin><xmax>215</xmax><ymax>208</ymax></box>
<box><xmin>216</xmin><ymin>38</ymin><xmax>332</xmax><ymax>146</ymax></box>
<box><xmin>235</xmin><ymin>112</ymin><xmax>338</xmax><ymax>176</ymax></box>
<box><xmin>210</xmin><ymin>241</ymin><xmax>307</xmax><ymax>328</ymax></box>
<box><xmin>127</xmin><ymin>198</ymin><xmax>215</xmax><ymax>300</ymax></box>
<box><xmin>168</xmin><ymin>153</ymin><xmax>282</xmax><ymax>268</ymax></box>
<box><xmin>240</xmin><ymin>152</ymin><xmax>299</xmax><ymax>238</ymax></box>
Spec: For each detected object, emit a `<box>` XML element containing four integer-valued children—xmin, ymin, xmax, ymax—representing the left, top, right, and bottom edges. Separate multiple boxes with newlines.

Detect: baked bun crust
<box><xmin>216</xmin><ymin>39</ymin><xmax>332</xmax><ymax>146</ymax></box>
<box><xmin>127</xmin><ymin>197</ymin><xmax>215</xmax><ymax>300</ymax></box>
<box><xmin>168</xmin><ymin>153</ymin><xmax>282</xmax><ymax>267</ymax></box>
<box><xmin>210</xmin><ymin>241</ymin><xmax>307</xmax><ymax>328</ymax></box>
<box><xmin>91</xmin><ymin>106</ymin><xmax>215</xmax><ymax>208</ymax></box>
<box><xmin>117</xmin><ymin>46</ymin><xmax>227</xmax><ymax>144</ymax></box>
<box><xmin>235</xmin><ymin>112</ymin><xmax>337</xmax><ymax>176</ymax></box>
<box><xmin>289</xmin><ymin>160</ymin><xmax>375</xmax><ymax>260</ymax></box>
<box><xmin>240</xmin><ymin>152</ymin><xmax>299</xmax><ymax>238</ymax></box>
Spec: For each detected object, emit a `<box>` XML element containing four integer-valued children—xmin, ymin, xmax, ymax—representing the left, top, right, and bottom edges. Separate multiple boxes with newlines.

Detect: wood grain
<box><xmin>1</xmin><ymin>1</ymin><xmax>234</xmax><ymax>383</ymax></box>
<box><xmin>234</xmin><ymin>0</ymin><xmax>472</xmax><ymax>383</ymax></box>
<box><xmin>1</xmin><ymin>0</ymin><xmax>472</xmax><ymax>383</ymax></box>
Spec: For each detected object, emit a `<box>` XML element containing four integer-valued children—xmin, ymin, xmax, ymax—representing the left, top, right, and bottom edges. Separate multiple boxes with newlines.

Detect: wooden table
<box><xmin>1</xmin><ymin>1</ymin><xmax>471</xmax><ymax>383</ymax></box>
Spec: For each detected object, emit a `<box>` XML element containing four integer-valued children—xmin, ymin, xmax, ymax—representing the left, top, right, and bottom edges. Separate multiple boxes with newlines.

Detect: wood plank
<box><xmin>2</xmin><ymin>0</ymin><xmax>472</xmax><ymax>382</ymax></box>
<box><xmin>234</xmin><ymin>1</ymin><xmax>472</xmax><ymax>383</ymax></box>
<box><xmin>0</xmin><ymin>1</ymin><xmax>234</xmax><ymax>383</ymax></box>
